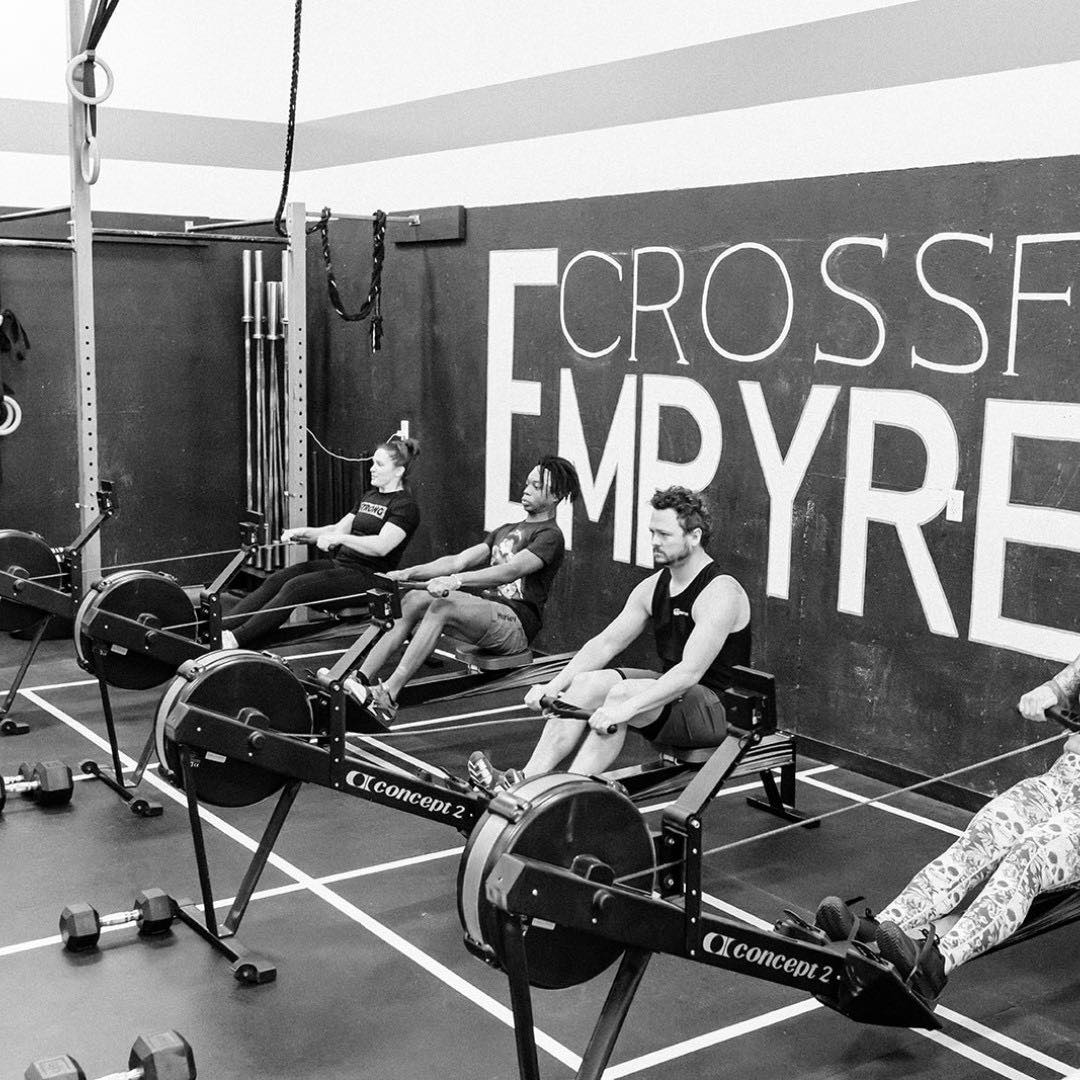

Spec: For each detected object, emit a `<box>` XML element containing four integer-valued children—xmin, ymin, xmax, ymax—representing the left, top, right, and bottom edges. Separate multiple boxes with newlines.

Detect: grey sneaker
<box><xmin>467</xmin><ymin>751</ymin><xmax>523</xmax><ymax>792</ymax></box>
<box><xmin>344</xmin><ymin>676</ymin><xmax>398</xmax><ymax>724</ymax></box>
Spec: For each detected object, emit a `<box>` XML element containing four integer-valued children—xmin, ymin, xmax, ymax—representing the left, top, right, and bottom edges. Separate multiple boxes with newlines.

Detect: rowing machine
<box><xmin>0</xmin><ymin>482</ymin><xmax>116</xmax><ymax>735</ymax></box>
<box><xmin>459</xmin><ymin>768</ymin><xmax>938</xmax><ymax>1080</ymax></box>
<box><xmin>151</xmin><ymin>603</ymin><xmax>495</xmax><ymax>981</ymax></box>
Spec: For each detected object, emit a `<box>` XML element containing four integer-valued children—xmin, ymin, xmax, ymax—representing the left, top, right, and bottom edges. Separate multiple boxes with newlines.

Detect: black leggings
<box><xmin>227</xmin><ymin>559</ymin><xmax>375</xmax><ymax>646</ymax></box>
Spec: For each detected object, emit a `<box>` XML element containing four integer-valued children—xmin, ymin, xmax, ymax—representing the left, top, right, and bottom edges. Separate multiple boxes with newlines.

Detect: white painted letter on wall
<box><xmin>636</xmin><ymin>375</ymin><xmax>722</xmax><ymax>567</ymax></box>
<box><xmin>557</xmin><ymin>370</ymin><xmax>638</xmax><ymax>563</ymax></box>
<box><xmin>970</xmin><ymin>399</ymin><xmax>1080</xmax><ymax>661</ymax></box>
<box><xmin>485</xmin><ymin>249</ymin><xmax>558</xmax><ymax>529</ymax></box>
<box><xmin>838</xmin><ymin>388</ymin><xmax>962</xmax><ymax>636</ymax></box>
<box><xmin>741</xmin><ymin>381</ymin><xmax>841</xmax><ymax>600</ymax></box>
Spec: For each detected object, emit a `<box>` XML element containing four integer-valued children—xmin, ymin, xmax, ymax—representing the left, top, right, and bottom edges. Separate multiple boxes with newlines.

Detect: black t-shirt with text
<box><xmin>333</xmin><ymin>488</ymin><xmax>420</xmax><ymax>574</ymax></box>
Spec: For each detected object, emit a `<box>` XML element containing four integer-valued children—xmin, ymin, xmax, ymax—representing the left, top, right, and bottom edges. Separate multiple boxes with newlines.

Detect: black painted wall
<box><xmin>0</xmin><ymin>212</ymin><xmax>266</xmax><ymax>587</ymax></box>
<box><xmin>313</xmin><ymin>156</ymin><xmax>1080</xmax><ymax>795</ymax></box>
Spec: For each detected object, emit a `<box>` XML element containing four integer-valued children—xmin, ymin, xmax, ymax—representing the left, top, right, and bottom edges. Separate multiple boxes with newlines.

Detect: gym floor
<box><xmin>2</xmin><ymin>635</ymin><xmax>1078</xmax><ymax>1080</ymax></box>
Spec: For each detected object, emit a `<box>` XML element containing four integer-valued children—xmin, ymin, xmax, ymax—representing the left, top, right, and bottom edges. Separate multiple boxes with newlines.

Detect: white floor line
<box><xmin>918</xmin><ymin>1030</ymin><xmax>1043</xmax><ymax>1080</ymax></box>
<box><xmin>637</xmin><ymin>763</ymin><xmax>838</xmax><ymax>815</ymax></box>
<box><xmin>15</xmin><ymin>675</ymin><xmax>97</xmax><ymax>692</ymax></box>
<box><xmin>799</xmin><ymin>773</ymin><xmax>965</xmax><ymax>836</ymax></box>
<box><xmin>935</xmin><ymin>1008</ymin><xmax>1077</xmax><ymax>1076</ymax></box>
<box><xmin>18</xmin><ymin>689</ymin><xmax>581</xmax><ymax>1072</ymax></box>
<box><xmin>602</xmin><ymin>999</ymin><xmax>822</xmax><ymax>1078</ymax></box>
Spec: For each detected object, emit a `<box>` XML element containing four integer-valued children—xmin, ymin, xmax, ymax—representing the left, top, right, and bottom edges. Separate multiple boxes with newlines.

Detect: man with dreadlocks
<box><xmin>343</xmin><ymin>455</ymin><xmax>581</xmax><ymax>724</ymax></box>
<box><xmin>469</xmin><ymin>486</ymin><xmax>752</xmax><ymax>790</ymax></box>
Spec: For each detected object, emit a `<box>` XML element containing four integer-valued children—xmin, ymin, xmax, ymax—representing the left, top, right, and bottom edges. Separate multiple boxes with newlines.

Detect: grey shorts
<box><xmin>471</xmin><ymin>601</ymin><xmax>529</xmax><ymax>654</ymax></box>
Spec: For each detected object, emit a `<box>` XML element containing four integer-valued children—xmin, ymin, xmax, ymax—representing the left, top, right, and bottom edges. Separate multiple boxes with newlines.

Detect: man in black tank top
<box><xmin>469</xmin><ymin>486</ymin><xmax>753</xmax><ymax>788</ymax></box>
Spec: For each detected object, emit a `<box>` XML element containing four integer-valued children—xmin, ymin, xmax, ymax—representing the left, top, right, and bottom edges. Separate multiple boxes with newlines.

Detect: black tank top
<box><xmin>651</xmin><ymin>562</ymin><xmax>752</xmax><ymax>693</ymax></box>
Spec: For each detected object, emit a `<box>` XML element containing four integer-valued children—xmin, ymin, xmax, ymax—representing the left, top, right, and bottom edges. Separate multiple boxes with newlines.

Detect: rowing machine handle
<box><xmin>1046</xmin><ymin>703</ymin><xmax>1080</xmax><ymax>733</ymax></box>
<box><xmin>540</xmin><ymin>695</ymin><xmax>617</xmax><ymax>735</ymax></box>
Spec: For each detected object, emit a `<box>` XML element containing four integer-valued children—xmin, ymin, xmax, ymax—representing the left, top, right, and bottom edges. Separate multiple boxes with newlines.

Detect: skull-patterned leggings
<box><xmin>877</xmin><ymin>752</ymin><xmax>1080</xmax><ymax>971</ymax></box>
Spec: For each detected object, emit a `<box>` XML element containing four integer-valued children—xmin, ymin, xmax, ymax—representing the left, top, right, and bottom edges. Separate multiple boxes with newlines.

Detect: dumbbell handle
<box><xmin>96</xmin><ymin>1068</ymin><xmax>144</xmax><ymax>1080</ymax></box>
<box><xmin>99</xmin><ymin>908</ymin><xmax>144</xmax><ymax>929</ymax></box>
<box><xmin>1</xmin><ymin>776</ymin><xmax>42</xmax><ymax>795</ymax></box>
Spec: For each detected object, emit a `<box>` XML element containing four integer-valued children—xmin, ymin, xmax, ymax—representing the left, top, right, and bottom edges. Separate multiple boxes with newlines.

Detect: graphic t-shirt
<box><xmin>334</xmin><ymin>488</ymin><xmax>420</xmax><ymax>573</ymax></box>
<box><xmin>480</xmin><ymin>519</ymin><xmax>565</xmax><ymax>641</ymax></box>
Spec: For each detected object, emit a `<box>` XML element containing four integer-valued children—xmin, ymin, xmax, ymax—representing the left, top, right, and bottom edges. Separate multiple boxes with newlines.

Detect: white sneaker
<box><xmin>220</xmin><ymin>629</ymin><xmax>239</xmax><ymax>649</ymax></box>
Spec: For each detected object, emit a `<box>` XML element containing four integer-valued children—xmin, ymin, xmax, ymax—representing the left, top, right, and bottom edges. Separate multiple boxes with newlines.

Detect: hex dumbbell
<box><xmin>59</xmin><ymin>888</ymin><xmax>176</xmax><ymax>952</ymax></box>
<box><xmin>0</xmin><ymin>761</ymin><xmax>74</xmax><ymax>813</ymax></box>
<box><xmin>25</xmin><ymin>1029</ymin><xmax>196</xmax><ymax>1080</ymax></box>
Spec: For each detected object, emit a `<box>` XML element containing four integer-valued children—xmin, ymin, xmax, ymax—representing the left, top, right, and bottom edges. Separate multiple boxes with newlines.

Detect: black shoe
<box><xmin>875</xmin><ymin>920</ymin><xmax>948</xmax><ymax>1004</ymax></box>
<box><xmin>815</xmin><ymin>896</ymin><xmax>878</xmax><ymax>944</ymax></box>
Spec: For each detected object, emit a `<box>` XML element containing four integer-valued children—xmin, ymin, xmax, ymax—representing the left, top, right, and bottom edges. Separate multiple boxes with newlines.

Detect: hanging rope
<box><xmin>270</xmin><ymin>0</ymin><xmax>388</xmax><ymax>352</ymax></box>
<box><xmin>272</xmin><ymin>0</ymin><xmax>304</xmax><ymax>239</ymax></box>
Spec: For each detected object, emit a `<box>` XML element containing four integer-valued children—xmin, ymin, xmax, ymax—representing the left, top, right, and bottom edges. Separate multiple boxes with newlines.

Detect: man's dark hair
<box><xmin>538</xmin><ymin>455</ymin><xmax>582</xmax><ymax>504</ymax></box>
<box><xmin>650</xmin><ymin>486</ymin><xmax>712</xmax><ymax>546</ymax></box>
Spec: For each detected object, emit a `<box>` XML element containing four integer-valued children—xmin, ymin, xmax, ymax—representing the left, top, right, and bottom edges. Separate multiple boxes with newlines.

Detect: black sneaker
<box><xmin>875</xmin><ymin>920</ymin><xmax>948</xmax><ymax>1004</ymax></box>
<box><xmin>815</xmin><ymin>896</ymin><xmax>878</xmax><ymax>944</ymax></box>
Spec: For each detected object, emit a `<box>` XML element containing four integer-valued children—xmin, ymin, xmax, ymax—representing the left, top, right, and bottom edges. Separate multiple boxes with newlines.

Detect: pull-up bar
<box><xmin>0</xmin><ymin>205</ymin><xmax>72</xmax><ymax>224</ymax></box>
<box><xmin>91</xmin><ymin>227</ymin><xmax>288</xmax><ymax>246</ymax></box>
<box><xmin>183</xmin><ymin>211</ymin><xmax>421</xmax><ymax>235</ymax></box>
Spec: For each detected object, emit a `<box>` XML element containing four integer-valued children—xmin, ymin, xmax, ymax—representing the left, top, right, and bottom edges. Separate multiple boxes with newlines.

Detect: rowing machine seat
<box><xmin>445</xmin><ymin>639</ymin><xmax>533</xmax><ymax>673</ymax></box>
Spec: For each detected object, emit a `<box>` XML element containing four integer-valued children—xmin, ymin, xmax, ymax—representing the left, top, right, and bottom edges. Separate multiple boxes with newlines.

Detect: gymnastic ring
<box><xmin>0</xmin><ymin>396</ymin><xmax>22</xmax><ymax>437</ymax></box>
<box><xmin>80</xmin><ymin>134</ymin><xmax>101</xmax><ymax>185</ymax></box>
<box><xmin>65</xmin><ymin>51</ymin><xmax>114</xmax><ymax>105</ymax></box>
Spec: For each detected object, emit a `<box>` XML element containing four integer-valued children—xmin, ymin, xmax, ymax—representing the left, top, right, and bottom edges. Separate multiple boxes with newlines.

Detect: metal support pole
<box><xmin>283</xmin><ymin>202</ymin><xmax>307</xmax><ymax>564</ymax></box>
<box><xmin>66</xmin><ymin>0</ymin><xmax>101</xmax><ymax>586</ymax></box>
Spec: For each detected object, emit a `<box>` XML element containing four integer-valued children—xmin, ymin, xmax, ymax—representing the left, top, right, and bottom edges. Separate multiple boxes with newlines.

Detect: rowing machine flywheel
<box><xmin>458</xmin><ymin>774</ymin><xmax>655</xmax><ymax>989</ymax></box>
<box><xmin>0</xmin><ymin>529</ymin><xmax>62</xmax><ymax>631</ymax></box>
<box><xmin>156</xmin><ymin>649</ymin><xmax>312</xmax><ymax>807</ymax></box>
<box><xmin>74</xmin><ymin>569</ymin><xmax>198</xmax><ymax>689</ymax></box>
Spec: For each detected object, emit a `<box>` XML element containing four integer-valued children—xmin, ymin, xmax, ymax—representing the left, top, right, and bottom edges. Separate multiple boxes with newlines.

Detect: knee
<box><xmin>567</xmin><ymin>670</ymin><xmax>618</xmax><ymax>702</ymax></box>
<box><xmin>400</xmin><ymin>592</ymin><xmax>431</xmax><ymax>619</ymax></box>
<box><xmin>424</xmin><ymin>596</ymin><xmax>455</xmax><ymax>623</ymax></box>
<box><xmin>602</xmin><ymin>680</ymin><xmax>639</xmax><ymax>708</ymax></box>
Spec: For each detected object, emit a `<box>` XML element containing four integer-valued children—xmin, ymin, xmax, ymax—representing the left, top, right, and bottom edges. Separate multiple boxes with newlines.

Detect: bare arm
<box><xmin>323</xmin><ymin>521</ymin><xmax>407</xmax><ymax>558</ymax></box>
<box><xmin>395</xmin><ymin>542</ymin><xmax>491</xmax><ymax>582</ymax></box>
<box><xmin>1019</xmin><ymin>652</ymin><xmax>1080</xmax><ymax>720</ymax></box>
<box><xmin>539</xmin><ymin>576</ymin><xmax>657</xmax><ymax>699</ymax></box>
<box><xmin>283</xmin><ymin>514</ymin><xmax>353</xmax><ymax>543</ymax></box>
<box><xmin>436</xmin><ymin>548</ymin><xmax>546</xmax><ymax>591</ymax></box>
